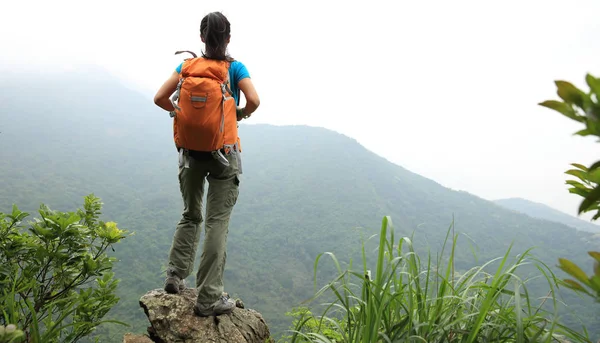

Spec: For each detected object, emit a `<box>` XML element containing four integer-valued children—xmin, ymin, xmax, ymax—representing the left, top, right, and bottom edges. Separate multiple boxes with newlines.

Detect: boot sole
<box><xmin>164</xmin><ymin>282</ymin><xmax>183</xmax><ymax>294</ymax></box>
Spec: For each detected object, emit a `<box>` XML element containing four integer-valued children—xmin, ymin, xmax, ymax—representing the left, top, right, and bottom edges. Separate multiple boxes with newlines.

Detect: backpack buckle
<box><xmin>212</xmin><ymin>149</ymin><xmax>230</xmax><ymax>167</ymax></box>
<box><xmin>179</xmin><ymin>148</ymin><xmax>190</xmax><ymax>168</ymax></box>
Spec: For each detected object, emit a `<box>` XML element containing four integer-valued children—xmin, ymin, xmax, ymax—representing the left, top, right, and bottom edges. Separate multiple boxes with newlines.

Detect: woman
<box><xmin>153</xmin><ymin>11</ymin><xmax>260</xmax><ymax>317</ymax></box>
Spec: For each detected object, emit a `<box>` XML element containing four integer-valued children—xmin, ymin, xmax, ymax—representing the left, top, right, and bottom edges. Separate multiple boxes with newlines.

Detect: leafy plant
<box><xmin>282</xmin><ymin>307</ymin><xmax>344</xmax><ymax>343</ymax></box>
<box><xmin>285</xmin><ymin>216</ymin><xmax>591</xmax><ymax>343</ymax></box>
<box><xmin>539</xmin><ymin>74</ymin><xmax>600</xmax><ymax>302</ymax></box>
<box><xmin>538</xmin><ymin>74</ymin><xmax>600</xmax><ymax>219</ymax></box>
<box><xmin>0</xmin><ymin>194</ymin><xmax>129</xmax><ymax>343</ymax></box>
<box><xmin>557</xmin><ymin>253</ymin><xmax>600</xmax><ymax>303</ymax></box>
<box><xmin>0</xmin><ymin>325</ymin><xmax>25</xmax><ymax>343</ymax></box>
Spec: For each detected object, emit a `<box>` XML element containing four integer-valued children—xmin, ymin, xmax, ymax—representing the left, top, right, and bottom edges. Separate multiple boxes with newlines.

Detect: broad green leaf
<box><xmin>590</xmin><ymin>161</ymin><xmax>600</xmax><ymax>172</ymax></box>
<box><xmin>11</xmin><ymin>204</ymin><xmax>21</xmax><ymax>218</ymax></box>
<box><xmin>565</xmin><ymin>169</ymin><xmax>589</xmax><ymax>183</ymax></box>
<box><xmin>579</xmin><ymin>185</ymin><xmax>600</xmax><ymax>214</ymax></box>
<box><xmin>590</xmin><ymin>275</ymin><xmax>600</xmax><ymax>291</ymax></box>
<box><xmin>555</xmin><ymin>80</ymin><xmax>588</xmax><ymax>108</ymax></box>
<box><xmin>587</xmin><ymin>117</ymin><xmax>600</xmax><ymax>135</ymax></box>
<box><xmin>565</xmin><ymin>180</ymin><xmax>588</xmax><ymax>190</ymax></box>
<box><xmin>558</xmin><ymin>258</ymin><xmax>591</xmax><ymax>287</ymax></box>
<box><xmin>8</xmin><ymin>205</ymin><xmax>28</xmax><ymax>223</ymax></box>
<box><xmin>538</xmin><ymin>100</ymin><xmax>584</xmax><ymax>122</ymax></box>
<box><xmin>571</xmin><ymin>163</ymin><xmax>589</xmax><ymax>171</ymax></box>
<box><xmin>585</xmin><ymin>73</ymin><xmax>600</xmax><ymax>98</ymax></box>
<box><xmin>562</xmin><ymin>279</ymin><xmax>587</xmax><ymax>292</ymax></box>
<box><xmin>568</xmin><ymin>187</ymin><xmax>589</xmax><ymax>197</ymax></box>
<box><xmin>574</xmin><ymin>128</ymin><xmax>593</xmax><ymax>136</ymax></box>
<box><xmin>589</xmin><ymin>251</ymin><xmax>600</xmax><ymax>263</ymax></box>
<box><xmin>562</xmin><ymin>279</ymin><xmax>595</xmax><ymax>298</ymax></box>
<box><xmin>32</xmin><ymin>226</ymin><xmax>54</xmax><ymax>239</ymax></box>
<box><xmin>588</xmin><ymin>168</ymin><xmax>600</xmax><ymax>184</ymax></box>
<box><xmin>585</xmin><ymin>103</ymin><xmax>600</xmax><ymax>122</ymax></box>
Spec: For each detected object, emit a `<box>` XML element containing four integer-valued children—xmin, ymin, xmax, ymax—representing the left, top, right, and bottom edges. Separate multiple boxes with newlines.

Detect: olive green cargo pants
<box><xmin>166</xmin><ymin>149</ymin><xmax>240</xmax><ymax>304</ymax></box>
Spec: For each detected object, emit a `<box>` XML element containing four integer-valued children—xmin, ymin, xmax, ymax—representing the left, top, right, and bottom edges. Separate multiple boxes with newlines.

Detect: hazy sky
<box><xmin>1</xmin><ymin>0</ymin><xmax>599</xmax><ymax>220</ymax></box>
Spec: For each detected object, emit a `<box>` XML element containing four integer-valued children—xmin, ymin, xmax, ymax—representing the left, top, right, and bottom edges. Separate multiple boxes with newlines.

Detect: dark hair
<box><xmin>200</xmin><ymin>12</ymin><xmax>233</xmax><ymax>62</ymax></box>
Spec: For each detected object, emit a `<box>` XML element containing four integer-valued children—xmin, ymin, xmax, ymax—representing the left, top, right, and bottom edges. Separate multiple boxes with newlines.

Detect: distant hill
<box><xmin>494</xmin><ymin>198</ymin><xmax>600</xmax><ymax>233</ymax></box>
<box><xmin>1</xmin><ymin>67</ymin><xmax>599</xmax><ymax>341</ymax></box>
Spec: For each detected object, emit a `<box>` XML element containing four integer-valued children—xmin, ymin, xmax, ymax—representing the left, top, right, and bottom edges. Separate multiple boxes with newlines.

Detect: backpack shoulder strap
<box><xmin>222</xmin><ymin>61</ymin><xmax>234</xmax><ymax>99</ymax></box>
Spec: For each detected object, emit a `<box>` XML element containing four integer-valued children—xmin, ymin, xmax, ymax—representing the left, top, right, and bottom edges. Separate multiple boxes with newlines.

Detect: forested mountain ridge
<box><xmin>495</xmin><ymin>197</ymin><xmax>600</xmax><ymax>233</ymax></box>
<box><xmin>1</xmin><ymin>68</ymin><xmax>598</xmax><ymax>341</ymax></box>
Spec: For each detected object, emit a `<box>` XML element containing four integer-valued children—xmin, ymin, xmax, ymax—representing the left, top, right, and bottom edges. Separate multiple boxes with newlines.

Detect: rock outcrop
<box><xmin>126</xmin><ymin>288</ymin><xmax>272</xmax><ymax>343</ymax></box>
<box><xmin>123</xmin><ymin>333</ymin><xmax>154</xmax><ymax>343</ymax></box>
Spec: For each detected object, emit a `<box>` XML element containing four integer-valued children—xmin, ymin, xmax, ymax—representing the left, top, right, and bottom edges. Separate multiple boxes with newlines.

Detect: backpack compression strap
<box><xmin>168</xmin><ymin>51</ymin><xmax>197</xmax><ymax>117</ymax></box>
<box><xmin>213</xmin><ymin>65</ymin><xmax>235</xmax><ymax>167</ymax></box>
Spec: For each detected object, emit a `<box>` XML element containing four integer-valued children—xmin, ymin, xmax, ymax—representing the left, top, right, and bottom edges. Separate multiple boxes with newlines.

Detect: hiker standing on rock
<box><xmin>153</xmin><ymin>11</ymin><xmax>260</xmax><ymax>317</ymax></box>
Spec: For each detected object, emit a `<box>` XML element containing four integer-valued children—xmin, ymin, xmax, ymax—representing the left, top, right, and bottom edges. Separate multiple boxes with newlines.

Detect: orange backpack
<box><xmin>169</xmin><ymin>51</ymin><xmax>241</xmax><ymax>164</ymax></box>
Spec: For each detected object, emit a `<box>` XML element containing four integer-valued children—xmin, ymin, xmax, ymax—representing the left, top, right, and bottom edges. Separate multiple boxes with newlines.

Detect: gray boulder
<box><xmin>136</xmin><ymin>288</ymin><xmax>272</xmax><ymax>343</ymax></box>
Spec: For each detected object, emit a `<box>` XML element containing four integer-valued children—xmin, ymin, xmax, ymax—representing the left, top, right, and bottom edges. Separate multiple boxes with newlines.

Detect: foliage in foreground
<box><xmin>539</xmin><ymin>73</ymin><xmax>600</xmax><ymax>302</ymax></box>
<box><xmin>0</xmin><ymin>324</ymin><xmax>25</xmax><ymax>343</ymax></box>
<box><xmin>0</xmin><ymin>195</ymin><xmax>129</xmax><ymax>343</ymax></box>
<box><xmin>283</xmin><ymin>216</ymin><xmax>592</xmax><ymax>343</ymax></box>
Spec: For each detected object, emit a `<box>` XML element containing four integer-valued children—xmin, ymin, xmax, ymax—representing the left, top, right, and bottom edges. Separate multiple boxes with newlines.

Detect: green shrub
<box><xmin>0</xmin><ymin>195</ymin><xmax>129</xmax><ymax>343</ymax></box>
<box><xmin>539</xmin><ymin>74</ymin><xmax>600</xmax><ymax>303</ymax></box>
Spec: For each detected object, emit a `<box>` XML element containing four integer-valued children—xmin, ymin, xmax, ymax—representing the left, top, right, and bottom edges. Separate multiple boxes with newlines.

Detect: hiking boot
<box><xmin>194</xmin><ymin>294</ymin><xmax>235</xmax><ymax>317</ymax></box>
<box><xmin>164</xmin><ymin>274</ymin><xmax>186</xmax><ymax>294</ymax></box>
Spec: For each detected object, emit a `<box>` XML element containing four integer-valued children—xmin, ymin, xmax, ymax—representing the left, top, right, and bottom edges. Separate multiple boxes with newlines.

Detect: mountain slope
<box><xmin>1</xmin><ymin>68</ymin><xmax>599</xmax><ymax>341</ymax></box>
<box><xmin>495</xmin><ymin>197</ymin><xmax>600</xmax><ymax>233</ymax></box>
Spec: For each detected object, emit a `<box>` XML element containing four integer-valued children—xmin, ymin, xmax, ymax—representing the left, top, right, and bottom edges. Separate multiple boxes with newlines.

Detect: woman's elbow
<box><xmin>153</xmin><ymin>94</ymin><xmax>163</xmax><ymax>106</ymax></box>
<box><xmin>153</xmin><ymin>94</ymin><xmax>173</xmax><ymax>112</ymax></box>
<box><xmin>248</xmin><ymin>96</ymin><xmax>260</xmax><ymax>110</ymax></box>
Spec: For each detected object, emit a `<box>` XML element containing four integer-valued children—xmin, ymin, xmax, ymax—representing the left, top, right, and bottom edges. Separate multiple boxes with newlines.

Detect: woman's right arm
<box><xmin>237</xmin><ymin>77</ymin><xmax>260</xmax><ymax>119</ymax></box>
<box><xmin>154</xmin><ymin>71</ymin><xmax>180</xmax><ymax>112</ymax></box>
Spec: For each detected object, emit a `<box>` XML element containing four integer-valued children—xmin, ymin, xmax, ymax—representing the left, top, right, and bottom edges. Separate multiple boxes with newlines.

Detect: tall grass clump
<box><xmin>286</xmin><ymin>216</ymin><xmax>592</xmax><ymax>343</ymax></box>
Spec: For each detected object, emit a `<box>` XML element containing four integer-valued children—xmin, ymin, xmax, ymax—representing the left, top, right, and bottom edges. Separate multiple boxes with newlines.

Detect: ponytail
<box><xmin>200</xmin><ymin>12</ymin><xmax>233</xmax><ymax>62</ymax></box>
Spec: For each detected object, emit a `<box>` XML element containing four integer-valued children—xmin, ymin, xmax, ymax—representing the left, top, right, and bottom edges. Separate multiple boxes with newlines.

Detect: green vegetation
<box><xmin>283</xmin><ymin>217</ymin><xmax>592</xmax><ymax>343</ymax></box>
<box><xmin>0</xmin><ymin>195</ymin><xmax>128</xmax><ymax>342</ymax></box>
<box><xmin>0</xmin><ymin>325</ymin><xmax>25</xmax><ymax>343</ymax></box>
<box><xmin>494</xmin><ymin>198</ymin><xmax>600</xmax><ymax>233</ymax></box>
<box><xmin>539</xmin><ymin>73</ymin><xmax>600</xmax><ymax>220</ymax></box>
<box><xmin>539</xmin><ymin>74</ymin><xmax>600</xmax><ymax>303</ymax></box>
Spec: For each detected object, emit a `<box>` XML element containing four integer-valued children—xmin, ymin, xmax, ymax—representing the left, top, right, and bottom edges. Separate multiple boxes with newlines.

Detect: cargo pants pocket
<box><xmin>225</xmin><ymin>175</ymin><xmax>240</xmax><ymax>208</ymax></box>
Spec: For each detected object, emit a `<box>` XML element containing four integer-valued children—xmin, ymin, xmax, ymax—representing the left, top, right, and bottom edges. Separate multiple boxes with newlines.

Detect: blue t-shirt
<box><xmin>176</xmin><ymin>60</ymin><xmax>250</xmax><ymax>106</ymax></box>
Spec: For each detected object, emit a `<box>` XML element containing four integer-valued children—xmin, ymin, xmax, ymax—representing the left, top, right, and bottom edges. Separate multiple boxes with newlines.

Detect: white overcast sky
<box><xmin>1</xmin><ymin>0</ymin><xmax>599</xmax><ymax>221</ymax></box>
